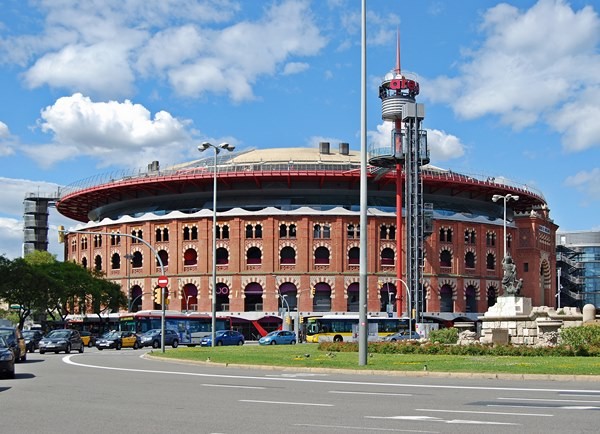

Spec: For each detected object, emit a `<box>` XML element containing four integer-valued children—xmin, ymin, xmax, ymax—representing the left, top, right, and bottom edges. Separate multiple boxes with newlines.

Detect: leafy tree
<box><xmin>0</xmin><ymin>256</ymin><xmax>49</xmax><ymax>329</ymax></box>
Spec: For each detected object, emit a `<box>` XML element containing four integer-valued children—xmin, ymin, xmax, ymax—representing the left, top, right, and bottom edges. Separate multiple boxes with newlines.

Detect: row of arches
<box><xmin>126</xmin><ymin>281</ymin><xmax>500</xmax><ymax>314</ymax></box>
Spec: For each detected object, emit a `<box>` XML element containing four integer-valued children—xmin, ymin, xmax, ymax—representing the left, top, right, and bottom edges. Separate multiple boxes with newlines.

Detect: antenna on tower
<box><xmin>395</xmin><ymin>28</ymin><xmax>401</xmax><ymax>75</ymax></box>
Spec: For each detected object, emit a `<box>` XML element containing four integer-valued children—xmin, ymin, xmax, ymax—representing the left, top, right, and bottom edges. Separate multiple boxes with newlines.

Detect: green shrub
<box><xmin>428</xmin><ymin>327</ymin><xmax>459</xmax><ymax>344</ymax></box>
<box><xmin>560</xmin><ymin>324</ymin><xmax>600</xmax><ymax>348</ymax></box>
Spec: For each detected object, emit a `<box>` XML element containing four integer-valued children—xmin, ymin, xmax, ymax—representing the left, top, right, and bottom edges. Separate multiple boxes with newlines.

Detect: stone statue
<box><xmin>501</xmin><ymin>254</ymin><xmax>523</xmax><ymax>296</ymax></box>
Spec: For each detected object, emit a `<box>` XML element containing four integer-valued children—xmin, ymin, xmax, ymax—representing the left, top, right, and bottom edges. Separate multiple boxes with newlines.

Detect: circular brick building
<box><xmin>57</xmin><ymin>143</ymin><xmax>557</xmax><ymax>335</ymax></box>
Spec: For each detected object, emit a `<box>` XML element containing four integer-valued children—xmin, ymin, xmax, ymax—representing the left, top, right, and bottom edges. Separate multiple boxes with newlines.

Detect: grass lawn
<box><xmin>149</xmin><ymin>344</ymin><xmax>600</xmax><ymax>377</ymax></box>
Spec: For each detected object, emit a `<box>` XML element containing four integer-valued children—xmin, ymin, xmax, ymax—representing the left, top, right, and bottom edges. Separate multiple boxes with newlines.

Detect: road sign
<box><xmin>157</xmin><ymin>276</ymin><xmax>168</xmax><ymax>287</ymax></box>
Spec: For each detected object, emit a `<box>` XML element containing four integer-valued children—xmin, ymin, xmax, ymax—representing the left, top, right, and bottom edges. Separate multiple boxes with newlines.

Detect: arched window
<box><xmin>255</xmin><ymin>224</ymin><xmax>262</xmax><ymax>239</ymax></box>
<box><xmin>131</xmin><ymin>251</ymin><xmax>143</xmax><ymax>268</ymax></box>
<box><xmin>246</xmin><ymin>247</ymin><xmax>262</xmax><ymax>264</ymax></box>
<box><xmin>246</xmin><ymin>224</ymin><xmax>254</xmax><ymax>238</ymax></box>
<box><xmin>465</xmin><ymin>252</ymin><xmax>475</xmax><ymax>269</ymax></box>
<box><xmin>94</xmin><ymin>255</ymin><xmax>102</xmax><ymax>272</ymax></box>
<box><xmin>380</xmin><ymin>247</ymin><xmax>395</xmax><ymax>266</ymax></box>
<box><xmin>183</xmin><ymin>248</ymin><xmax>197</xmax><ymax>266</ymax></box>
<box><xmin>81</xmin><ymin>257</ymin><xmax>88</xmax><ymax>269</ymax></box>
<box><xmin>111</xmin><ymin>253</ymin><xmax>120</xmax><ymax>270</ymax></box>
<box><xmin>216</xmin><ymin>247</ymin><xmax>229</xmax><ymax>265</ymax></box>
<box><xmin>279</xmin><ymin>246</ymin><xmax>296</xmax><ymax>264</ymax></box>
<box><xmin>157</xmin><ymin>250</ymin><xmax>169</xmax><ymax>267</ymax></box>
<box><xmin>486</xmin><ymin>253</ymin><xmax>495</xmax><ymax>270</ymax></box>
<box><xmin>440</xmin><ymin>285</ymin><xmax>453</xmax><ymax>312</ymax></box>
<box><xmin>440</xmin><ymin>250</ymin><xmax>452</xmax><ymax>267</ymax></box>
<box><xmin>348</xmin><ymin>246</ymin><xmax>360</xmax><ymax>265</ymax></box>
<box><xmin>487</xmin><ymin>286</ymin><xmax>497</xmax><ymax>307</ymax></box>
<box><xmin>155</xmin><ymin>228</ymin><xmax>162</xmax><ymax>242</ymax></box>
<box><xmin>163</xmin><ymin>228</ymin><xmax>169</xmax><ymax>242</ymax></box>
<box><xmin>314</xmin><ymin>246</ymin><xmax>330</xmax><ymax>265</ymax></box>
<box><xmin>465</xmin><ymin>286</ymin><xmax>477</xmax><ymax>313</ymax></box>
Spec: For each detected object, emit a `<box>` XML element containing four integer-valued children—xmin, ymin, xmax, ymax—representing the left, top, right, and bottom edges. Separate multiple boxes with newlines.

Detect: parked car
<box><xmin>258</xmin><ymin>330</ymin><xmax>296</xmax><ymax>345</ymax></box>
<box><xmin>200</xmin><ymin>330</ymin><xmax>245</xmax><ymax>347</ymax></box>
<box><xmin>39</xmin><ymin>329</ymin><xmax>84</xmax><ymax>354</ymax></box>
<box><xmin>80</xmin><ymin>331</ymin><xmax>97</xmax><ymax>348</ymax></box>
<box><xmin>382</xmin><ymin>331</ymin><xmax>421</xmax><ymax>342</ymax></box>
<box><xmin>139</xmin><ymin>329</ymin><xmax>179</xmax><ymax>348</ymax></box>
<box><xmin>96</xmin><ymin>331</ymin><xmax>140</xmax><ymax>350</ymax></box>
<box><xmin>0</xmin><ymin>336</ymin><xmax>15</xmax><ymax>379</ymax></box>
<box><xmin>22</xmin><ymin>330</ymin><xmax>44</xmax><ymax>353</ymax></box>
<box><xmin>0</xmin><ymin>327</ymin><xmax>27</xmax><ymax>362</ymax></box>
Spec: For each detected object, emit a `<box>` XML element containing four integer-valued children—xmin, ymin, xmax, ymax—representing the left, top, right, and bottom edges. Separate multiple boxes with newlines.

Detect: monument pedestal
<box><xmin>483</xmin><ymin>295</ymin><xmax>532</xmax><ymax>318</ymax></box>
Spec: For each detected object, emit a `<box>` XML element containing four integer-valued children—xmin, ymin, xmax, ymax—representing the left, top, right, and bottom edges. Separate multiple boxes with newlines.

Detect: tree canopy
<box><xmin>0</xmin><ymin>253</ymin><xmax>125</xmax><ymax>329</ymax></box>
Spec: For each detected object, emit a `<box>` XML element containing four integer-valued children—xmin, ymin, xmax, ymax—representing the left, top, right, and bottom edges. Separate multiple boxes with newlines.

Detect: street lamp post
<box><xmin>492</xmin><ymin>194</ymin><xmax>519</xmax><ymax>259</ymax></box>
<box><xmin>124</xmin><ymin>253</ymin><xmax>134</xmax><ymax>311</ymax></box>
<box><xmin>396</xmin><ymin>278</ymin><xmax>412</xmax><ymax>336</ymax></box>
<box><xmin>199</xmin><ymin>141</ymin><xmax>235</xmax><ymax>347</ymax></box>
<box><xmin>279</xmin><ymin>293</ymin><xmax>290</xmax><ymax>331</ymax></box>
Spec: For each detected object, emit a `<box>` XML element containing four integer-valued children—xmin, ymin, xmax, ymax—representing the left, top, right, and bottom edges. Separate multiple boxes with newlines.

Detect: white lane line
<box><xmin>295</xmin><ymin>423</ymin><xmax>438</xmax><ymax>433</ymax></box>
<box><xmin>559</xmin><ymin>393</ymin><xmax>600</xmax><ymax>397</ymax></box>
<box><xmin>366</xmin><ymin>416</ymin><xmax>519</xmax><ymax>426</ymax></box>
<box><xmin>499</xmin><ymin>397</ymin><xmax>600</xmax><ymax>404</ymax></box>
<box><xmin>330</xmin><ymin>390</ymin><xmax>412</xmax><ymax>397</ymax></box>
<box><xmin>202</xmin><ymin>384</ymin><xmax>265</xmax><ymax>390</ymax></box>
<box><xmin>239</xmin><ymin>399</ymin><xmax>333</xmax><ymax>407</ymax></box>
<box><xmin>62</xmin><ymin>355</ymin><xmax>600</xmax><ymax>395</ymax></box>
<box><xmin>488</xmin><ymin>404</ymin><xmax>600</xmax><ymax>410</ymax></box>
<box><xmin>415</xmin><ymin>408</ymin><xmax>552</xmax><ymax>417</ymax></box>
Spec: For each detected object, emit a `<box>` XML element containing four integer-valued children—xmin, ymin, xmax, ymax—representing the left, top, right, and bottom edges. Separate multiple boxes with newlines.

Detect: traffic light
<box><xmin>153</xmin><ymin>286</ymin><xmax>163</xmax><ymax>305</ymax></box>
<box><xmin>311</xmin><ymin>287</ymin><xmax>315</xmax><ymax>296</ymax></box>
<box><xmin>58</xmin><ymin>225</ymin><xmax>65</xmax><ymax>243</ymax></box>
<box><xmin>285</xmin><ymin>315</ymin><xmax>291</xmax><ymax>325</ymax></box>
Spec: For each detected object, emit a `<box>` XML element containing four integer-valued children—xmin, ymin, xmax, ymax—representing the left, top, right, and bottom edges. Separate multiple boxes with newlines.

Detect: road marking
<box><xmin>489</xmin><ymin>404</ymin><xmax>600</xmax><ymax>410</ymax></box>
<box><xmin>415</xmin><ymin>408</ymin><xmax>552</xmax><ymax>417</ymax></box>
<box><xmin>294</xmin><ymin>423</ymin><xmax>438</xmax><ymax>433</ymax></box>
<box><xmin>62</xmin><ymin>355</ymin><xmax>600</xmax><ymax>395</ymax></box>
<box><xmin>367</xmin><ymin>416</ymin><xmax>519</xmax><ymax>426</ymax></box>
<box><xmin>330</xmin><ymin>390</ymin><xmax>412</xmax><ymax>397</ymax></box>
<box><xmin>202</xmin><ymin>384</ymin><xmax>265</xmax><ymax>390</ymax></box>
<box><xmin>240</xmin><ymin>399</ymin><xmax>333</xmax><ymax>406</ymax></box>
<box><xmin>499</xmin><ymin>397</ymin><xmax>600</xmax><ymax>404</ymax></box>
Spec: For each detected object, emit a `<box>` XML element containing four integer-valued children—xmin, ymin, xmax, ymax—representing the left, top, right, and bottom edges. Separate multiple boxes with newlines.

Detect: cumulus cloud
<box><xmin>0</xmin><ymin>121</ymin><xmax>15</xmax><ymax>157</ymax></box>
<box><xmin>425</xmin><ymin>0</ymin><xmax>600</xmax><ymax>152</ymax></box>
<box><xmin>1</xmin><ymin>1</ymin><xmax>325</xmax><ymax>102</ymax></box>
<box><xmin>367</xmin><ymin>121</ymin><xmax>465</xmax><ymax>163</ymax></box>
<box><xmin>25</xmin><ymin>93</ymin><xmax>191</xmax><ymax>168</ymax></box>
<box><xmin>282</xmin><ymin>62</ymin><xmax>309</xmax><ymax>75</ymax></box>
<box><xmin>565</xmin><ymin>168</ymin><xmax>600</xmax><ymax>201</ymax></box>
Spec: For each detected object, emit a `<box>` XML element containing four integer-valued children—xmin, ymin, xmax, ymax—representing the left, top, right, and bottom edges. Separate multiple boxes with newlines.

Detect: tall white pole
<box><xmin>211</xmin><ymin>148</ymin><xmax>218</xmax><ymax>347</ymax></box>
<box><xmin>358</xmin><ymin>0</ymin><xmax>368</xmax><ymax>366</ymax></box>
<box><xmin>503</xmin><ymin>196</ymin><xmax>507</xmax><ymax>259</ymax></box>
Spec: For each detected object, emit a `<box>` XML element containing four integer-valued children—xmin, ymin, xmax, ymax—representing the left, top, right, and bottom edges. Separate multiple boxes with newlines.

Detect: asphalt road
<box><xmin>2</xmin><ymin>347</ymin><xmax>600</xmax><ymax>434</ymax></box>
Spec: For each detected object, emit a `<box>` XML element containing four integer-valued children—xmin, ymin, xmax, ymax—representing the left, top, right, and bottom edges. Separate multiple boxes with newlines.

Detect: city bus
<box><xmin>119</xmin><ymin>310</ymin><xmax>231</xmax><ymax>347</ymax></box>
<box><xmin>305</xmin><ymin>314</ymin><xmax>410</xmax><ymax>343</ymax></box>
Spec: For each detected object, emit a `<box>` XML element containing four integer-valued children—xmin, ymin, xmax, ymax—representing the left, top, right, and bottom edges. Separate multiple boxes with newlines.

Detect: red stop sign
<box><xmin>157</xmin><ymin>276</ymin><xmax>168</xmax><ymax>287</ymax></box>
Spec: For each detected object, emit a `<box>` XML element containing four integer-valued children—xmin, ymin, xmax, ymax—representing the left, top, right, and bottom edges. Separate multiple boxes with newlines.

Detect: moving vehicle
<box><xmin>22</xmin><ymin>330</ymin><xmax>44</xmax><ymax>353</ymax></box>
<box><xmin>39</xmin><ymin>329</ymin><xmax>84</xmax><ymax>354</ymax></box>
<box><xmin>305</xmin><ymin>315</ymin><xmax>410</xmax><ymax>343</ymax></box>
<box><xmin>80</xmin><ymin>331</ymin><xmax>96</xmax><ymax>347</ymax></box>
<box><xmin>139</xmin><ymin>329</ymin><xmax>179</xmax><ymax>348</ymax></box>
<box><xmin>96</xmin><ymin>331</ymin><xmax>140</xmax><ymax>350</ymax></box>
<box><xmin>0</xmin><ymin>327</ymin><xmax>27</xmax><ymax>362</ymax></box>
<box><xmin>200</xmin><ymin>330</ymin><xmax>245</xmax><ymax>347</ymax></box>
<box><xmin>382</xmin><ymin>331</ymin><xmax>421</xmax><ymax>342</ymax></box>
<box><xmin>120</xmin><ymin>310</ymin><xmax>231</xmax><ymax>347</ymax></box>
<box><xmin>0</xmin><ymin>336</ymin><xmax>15</xmax><ymax>379</ymax></box>
<box><xmin>258</xmin><ymin>330</ymin><xmax>296</xmax><ymax>345</ymax></box>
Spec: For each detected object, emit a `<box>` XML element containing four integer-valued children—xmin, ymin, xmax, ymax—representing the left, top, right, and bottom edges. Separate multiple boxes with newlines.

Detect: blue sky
<box><xmin>1</xmin><ymin>0</ymin><xmax>599</xmax><ymax>260</ymax></box>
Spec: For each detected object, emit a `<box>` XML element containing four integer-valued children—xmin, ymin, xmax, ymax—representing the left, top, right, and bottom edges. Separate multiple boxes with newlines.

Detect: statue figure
<box><xmin>501</xmin><ymin>254</ymin><xmax>522</xmax><ymax>296</ymax></box>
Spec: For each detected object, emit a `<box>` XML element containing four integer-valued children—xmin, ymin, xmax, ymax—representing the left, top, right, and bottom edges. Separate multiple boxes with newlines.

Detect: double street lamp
<box><xmin>198</xmin><ymin>141</ymin><xmax>235</xmax><ymax>347</ymax></box>
<box><xmin>124</xmin><ymin>253</ymin><xmax>134</xmax><ymax>311</ymax></box>
<box><xmin>492</xmin><ymin>194</ymin><xmax>519</xmax><ymax>259</ymax></box>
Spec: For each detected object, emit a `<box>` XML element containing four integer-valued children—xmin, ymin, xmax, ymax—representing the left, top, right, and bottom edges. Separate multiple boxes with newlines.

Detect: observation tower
<box><xmin>369</xmin><ymin>33</ymin><xmax>430</xmax><ymax>324</ymax></box>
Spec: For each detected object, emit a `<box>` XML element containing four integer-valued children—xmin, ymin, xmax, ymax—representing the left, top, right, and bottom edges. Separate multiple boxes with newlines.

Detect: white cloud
<box><xmin>282</xmin><ymin>62</ymin><xmax>309</xmax><ymax>75</ymax></box>
<box><xmin>0</xmin><ymin>121</ymin><xmax>14</xmax><ymax>157</ymax></box>
<box><xmin>0</xmin><ymin>217</ymin><xmax>23</xmax><ymax>259</ymax></box>
<box><xmin>565</xmin><ymin>168</ymin><xmax>600</xmax><ymax>201</ymax></box>
<box><xmin>26</xmin><ymin>93</ymin><xmax>191</xmax><ymax>168</ymax></box>
<box><xmin>367</xmin><ymin>121</ymin><xmax>465</xmax><ymax>163</ymax></box>
<box><xmin>426</xmin><ymin>0</ymin><xmax>600</xmax><ymax>152</ymax></box>
<box><xmin>1</xmin><ymin>1</ymin><xmax>325</xmax><ymax>102</ymax></box>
